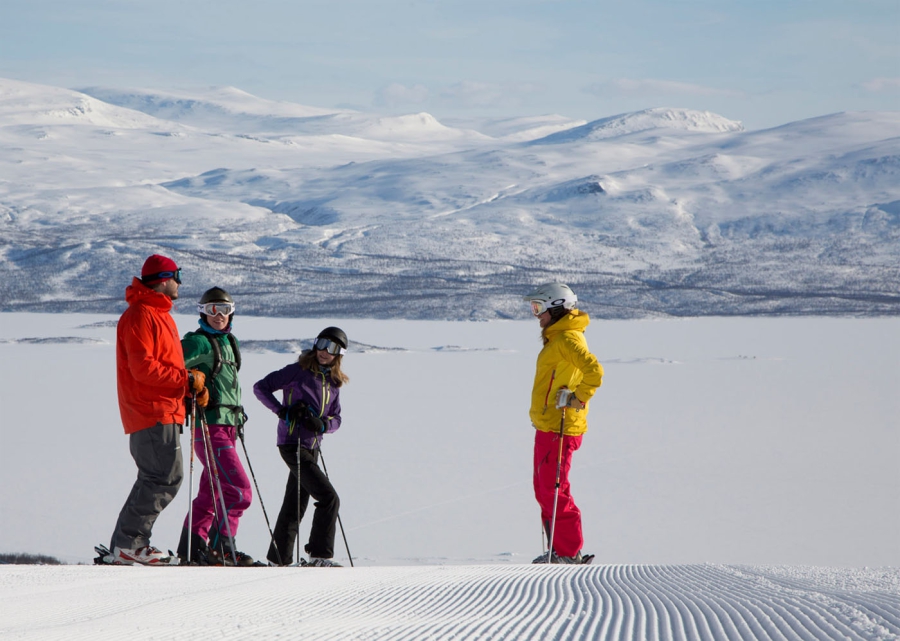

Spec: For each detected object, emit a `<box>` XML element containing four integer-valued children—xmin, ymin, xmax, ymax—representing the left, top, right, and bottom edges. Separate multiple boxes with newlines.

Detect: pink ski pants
<box><xmin>183</xmin><ymin>424</ymin><xmax>252</xmax><ymax>541</ymax></box>
<box><xmin>533</xmin><ymin>429</ymin><xmax>583</xmax><ymax>557</ymax></box>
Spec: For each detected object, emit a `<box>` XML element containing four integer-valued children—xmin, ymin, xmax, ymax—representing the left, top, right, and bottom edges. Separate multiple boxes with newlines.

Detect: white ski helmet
<box><xmin>524</xmin><ymin>282</ymin><xmax>577</xmax><ymax>317</ymax></box>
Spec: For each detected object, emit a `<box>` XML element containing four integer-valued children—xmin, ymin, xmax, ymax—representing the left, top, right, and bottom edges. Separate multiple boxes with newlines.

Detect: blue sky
<box><xmin>1</xmin><ymin>0</ymin><xmax>897</xmax><ymax>129</ymax></box>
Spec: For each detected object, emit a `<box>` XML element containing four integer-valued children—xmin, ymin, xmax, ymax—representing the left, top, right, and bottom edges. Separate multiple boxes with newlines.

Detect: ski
<box><xmin>93</xmin><ymin>544</ymin><xmax>179</xmax><ymax>566</ymax></box>
<box><xmin>93</xmin><ymin>544</ymin><xmax>119</xmax><ymax>565</ymax></box>
<box><xmin>532</xmin><ymin>550</ymin><xmax>595</xmax><ymax>565</ymax></box>
<box><xmin>206</xmin><ymin>550</ymin><xmax>268</xmax><ymax>567</ymax></box>
<box><xmin>299</xmin><ymin>558</ymin><xmax>345</xmax><ymax>568</ymax></box>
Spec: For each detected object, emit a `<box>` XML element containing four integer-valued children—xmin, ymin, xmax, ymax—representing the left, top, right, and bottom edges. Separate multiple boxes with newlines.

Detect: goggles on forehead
<box><xmin>198</xmin><ymin>302</ymin><xmax>235</xmax><ymax>317</ymax></box>
<box><xmin>145</xmin><ymin>269</ymin><xmax>182</xmax><ymax>284</ymax></box>
<box><xmin>314</xmin><ymin>337</ymin><xmax>345</xmax><ymax>355</ymax></box>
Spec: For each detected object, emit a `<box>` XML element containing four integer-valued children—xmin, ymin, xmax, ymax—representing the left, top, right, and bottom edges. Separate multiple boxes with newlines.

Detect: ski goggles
<box><xmin>529</xmin><ymin>299</ymin><xmax>550</xmax><ymax>316</ymax></box>
<box><xmin>314</xmin><ymin>337</ymin><xmax>345</xmax><ymax>355</ymax></box>
<box><xmin>144</xmin><ymin>269</ymin><xmax>182</xmax><ymax>284</ymax></box>
<box><xmin>197</xmin><ymin>302</ymin><xmax>235</xmax><ymax>317</ymax></box>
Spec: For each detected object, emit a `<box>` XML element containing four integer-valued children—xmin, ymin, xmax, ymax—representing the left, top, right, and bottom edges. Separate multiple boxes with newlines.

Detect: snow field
<box><xmin>0</xmin><ymin>564</ymin><xmax>898</xmax><ymax>640</ymax></box>
<box><xmin>0</xmin><ymin>314</ymin><xmax>897</xmax><ymax>568</ymax></box>
<box><xmin>1</xmin><ymin>312</ymin><xmax>898</xmax><ymax>639</ymax></box>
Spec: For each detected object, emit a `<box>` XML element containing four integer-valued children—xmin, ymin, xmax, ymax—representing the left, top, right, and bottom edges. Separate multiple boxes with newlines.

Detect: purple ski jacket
<box><xmin>253</xmin><ymin>360</ymin><xmax>342</xmax><ymax>448</ymax></box>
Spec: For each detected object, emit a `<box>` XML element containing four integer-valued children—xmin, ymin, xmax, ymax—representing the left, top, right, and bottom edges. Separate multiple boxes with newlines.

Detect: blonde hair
<box><xmin>297</xmin><ymin>350</ymin><xmax>349</xmax><ymax>387</ymax></box>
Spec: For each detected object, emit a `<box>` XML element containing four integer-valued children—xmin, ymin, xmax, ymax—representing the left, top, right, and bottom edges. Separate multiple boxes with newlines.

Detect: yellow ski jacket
<box><xmin>529</xmin><ymin>310</ymin><xmax>604</xmax><ymax>436</ymax></box>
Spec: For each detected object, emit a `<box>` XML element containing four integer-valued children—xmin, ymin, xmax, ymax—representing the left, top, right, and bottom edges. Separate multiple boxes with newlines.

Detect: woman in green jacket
<box><xmin>176</xmin><ymin>287</ymin><xmax>256</xmax><ymax>566</ymax></box>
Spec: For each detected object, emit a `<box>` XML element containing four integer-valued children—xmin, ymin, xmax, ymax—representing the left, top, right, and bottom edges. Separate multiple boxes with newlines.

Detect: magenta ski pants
<box><xmin>183</xmin><ymin>424</ymin><xmax>252</xmax><ymax>542</ymax></box>
<box><xmin>533</xmin><ymin>429</ymin><xmax>583</xmax><ymax>557</ymax></box>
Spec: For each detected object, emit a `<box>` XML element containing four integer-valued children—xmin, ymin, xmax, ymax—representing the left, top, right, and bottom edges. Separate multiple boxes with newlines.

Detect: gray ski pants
<box><xmin>110</xmin><ymin>422</ymin><xmax>183</xmax><ymax>550</ymax></box>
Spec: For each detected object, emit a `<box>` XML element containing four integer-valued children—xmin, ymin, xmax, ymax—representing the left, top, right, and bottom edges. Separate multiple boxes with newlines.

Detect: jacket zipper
<box><xmin>542</xmin><ymin>369</ymin><xmax>556</xmax><ymax>414</ymax></box>
<box><xmin>317</xmin><ymin>370</ymin><xmax>329</xmax><ymax>417</ymax></box>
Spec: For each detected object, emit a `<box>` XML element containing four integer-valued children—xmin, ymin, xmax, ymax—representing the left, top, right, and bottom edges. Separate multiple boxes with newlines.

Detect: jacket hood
<box><xmin>125</xmin><ymin>277</ymin><xmax>173</xmax><ymax>312</ymax></box>
<box><xmin>544</xmin><ymin>309</ymin><xmax>590</xmax><ymax>338</ymax></box>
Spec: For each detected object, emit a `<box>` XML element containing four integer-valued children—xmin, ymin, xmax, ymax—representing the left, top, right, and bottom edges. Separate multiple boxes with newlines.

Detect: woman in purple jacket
<box><xmin>253</xmin><ymin>327</ymin><xmax>349</xmax><ymax>567</ymax></box>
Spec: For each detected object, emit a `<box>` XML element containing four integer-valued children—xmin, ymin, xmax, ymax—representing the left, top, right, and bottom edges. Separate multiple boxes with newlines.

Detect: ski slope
<box><xmin>1</xmin><ymin>564</ymin><xmax>898</xmax><ymax>640</ymax></box>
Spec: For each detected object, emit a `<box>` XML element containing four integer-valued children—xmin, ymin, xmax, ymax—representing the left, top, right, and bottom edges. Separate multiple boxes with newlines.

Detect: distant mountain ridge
<box><xmin>78</xmin><ymin>85</ymin><xmax>342</xmax><ymax>120</ymax></box>
<box><xmin>531</xmin><ymin>107</ymin><xmax>744</xmax><ymax>144</ymax></box>
<box><xmin>1</xmin><ymin>77</ymin><xmax>898</xmax><ymax>319</ymax></box>
<box><xmin>78</xmin><ymin>85</ymin><xmax>490</xmax><ymax>142</ymax></box>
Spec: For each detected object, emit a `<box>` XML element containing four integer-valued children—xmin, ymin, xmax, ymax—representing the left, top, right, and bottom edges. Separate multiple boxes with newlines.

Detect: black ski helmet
<box><xmin>198</xmin><ymin>287</ymin><xmax>235</xmax><ymax>325</ymax></box>
<box><xmin>200</xmin><ymin>287</ymin><xmax>233</xmax><ymax>305</ymax></box>
<box><xmin>317</xmin><ymin>326</ymin><xmax>348</xmax><ymax>350</ymax></box>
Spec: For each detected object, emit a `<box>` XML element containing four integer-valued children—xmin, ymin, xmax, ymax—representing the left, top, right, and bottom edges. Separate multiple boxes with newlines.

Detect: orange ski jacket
<box><xmin>116</xmin><ymin>278</ymin><xmax>189</xmax><ymax>434</ymax></box>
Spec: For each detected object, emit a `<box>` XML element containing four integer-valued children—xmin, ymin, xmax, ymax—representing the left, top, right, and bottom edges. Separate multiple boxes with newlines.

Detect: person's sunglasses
<box><xmin>146</xmin><ymin>269</ymin><xmax>182</xmax><ymax>284</ymax></box>
<box><xmin>314</xmin><ymin>337</ymin><xmax>345</xmax><ymax>355</ymax></box>
<box><xmin>198</xmin><ymin>302</ymin><xmax>235</xmax><ymax>317</ymax></box>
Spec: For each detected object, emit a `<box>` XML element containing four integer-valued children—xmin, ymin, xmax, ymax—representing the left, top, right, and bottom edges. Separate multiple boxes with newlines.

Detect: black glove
<box><xmin>281</xmin><ymin>402</ymin><xmax>308</xmax><ymax>425</ymax></box>
<box><xmin>304</xmin><ymin>413</ymin><xmax>326</xmax><ymax>434</ymax></box>
<box><xmin>277</xmin><ymin>405</ymin><xmax>298</xmax><ymax>421</ymax></box>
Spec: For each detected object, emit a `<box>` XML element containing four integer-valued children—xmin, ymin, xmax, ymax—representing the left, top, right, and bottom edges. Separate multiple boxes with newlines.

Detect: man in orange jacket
<box><xmin>107</xmin><ymin>254</ymin><xmax>208</xmax><ymax>566</ymax></box>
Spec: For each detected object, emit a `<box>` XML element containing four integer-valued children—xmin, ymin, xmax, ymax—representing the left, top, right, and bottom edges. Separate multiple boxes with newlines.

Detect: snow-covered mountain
<box><xmin>79</xmin><ymin>85</ymin><xmax>491</xmax><ymax>143</ymax></box>
<box><xmin>1</xmin><ymin>77</ymin><xmax>898</xmax><ymax>319</ymax></box>
<box><xmin>531</xmin><ymin>107</ymin><xmax>744</xmax><ymax>144</ymax></box>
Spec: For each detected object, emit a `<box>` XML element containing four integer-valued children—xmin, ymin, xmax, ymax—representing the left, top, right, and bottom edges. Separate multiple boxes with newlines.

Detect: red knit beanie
<box><xmin>141</xmin><ymin>254</ymin><xmax>179</xmax><ymax>285</ymax></box>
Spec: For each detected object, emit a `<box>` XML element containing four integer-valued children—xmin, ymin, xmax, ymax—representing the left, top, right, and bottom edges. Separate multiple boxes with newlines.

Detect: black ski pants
<box><xmin>267</xmin><ymin>444</ymin><xmax>339</xmax><ymax>564</ymax></box>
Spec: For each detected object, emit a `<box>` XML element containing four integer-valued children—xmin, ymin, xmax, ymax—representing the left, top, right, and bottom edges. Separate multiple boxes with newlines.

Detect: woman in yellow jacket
<box><xmin>525</xmin><ymin>283</ymin><xmax>603</xmax><ymax>564</ymax></box>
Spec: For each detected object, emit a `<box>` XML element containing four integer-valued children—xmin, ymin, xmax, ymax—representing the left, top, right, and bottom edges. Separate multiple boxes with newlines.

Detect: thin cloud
<box><xmin>860</xmin><ymin>77</ymin><xmax>900</xmax><ymax>92</ymax></box>
<box><xmin>375</xmin><ymin>80</ymin><xmax>542</xmax><ymax>111</ymax></box>
<box><xmin>374</xmin><ymin>82</ymin><xmax>430</xmax><ymax>108</ymax></box>
<box><xmin>586</xmin><ymin>78</ymin><xmax>745</xmax><ymax>99</ymax></box>
<box><xmin>438</xmin><ymin>80</ymin><xmax>541</xmax><ymax>108</ymax></box>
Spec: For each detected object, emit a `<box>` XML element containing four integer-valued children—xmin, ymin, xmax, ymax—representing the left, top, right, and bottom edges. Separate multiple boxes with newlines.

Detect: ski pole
<box><xmin>547</xmin><ymin>403</ymin><xmax>567</xmax><ymax>565</ymax></box>
<box><xmin>195</xmin><ymin>402</ymin><xmax>225</xmax><ymax>559</ymax></box>
<box><xmin>187</xmin><ymin>394</ymin><xmax>196</xmax><ymax>565</ymax></box>
<box><xmin>314</xmin><ymin>434</ymin><xmax>354</xmax><ymax>567</ymax></box>
<box><xmin>236</xmin><ymin>426</ymin><xmax>282</xmax><ymax>566</ymax></box>
<box><xmin>199</xmin><ymin>409</ymin><xmax>239</xmax><ymax>566</ymax></box>
<box><xmin>296</xmin><ymin>445</ymin><xmax>302</xmax><ymax>566</ymax></box>
<box><xmin>286</xmin><ymin>392</ymin><xmax>302</xmax><ymax>566</ymax></box>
